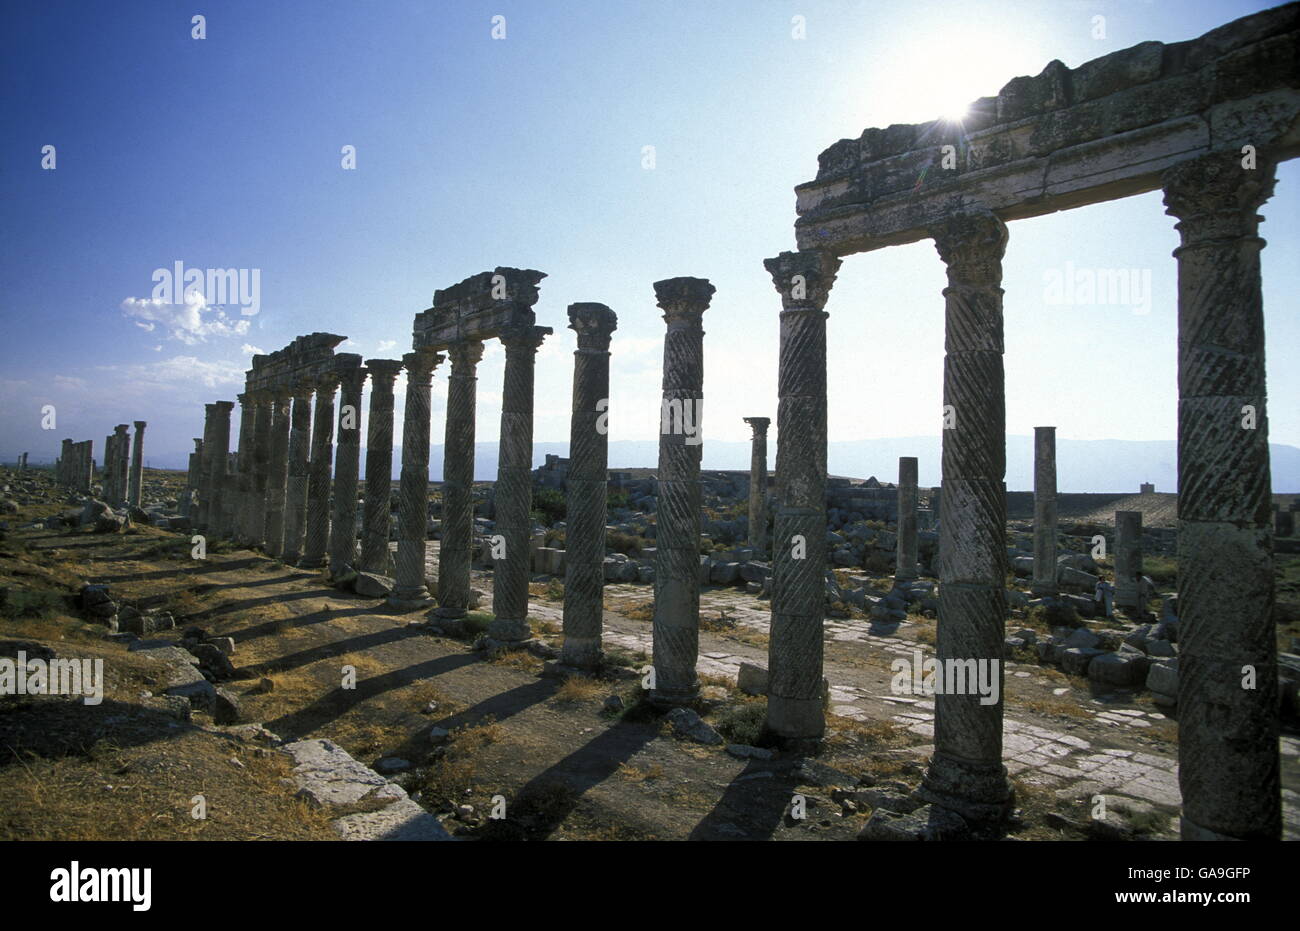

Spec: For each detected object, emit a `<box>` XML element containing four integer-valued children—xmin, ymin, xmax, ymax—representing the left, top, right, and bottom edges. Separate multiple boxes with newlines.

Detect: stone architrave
<box><xmin>916</xmin><ymin>210</ymin><xmax>1014</xmax><ymax>831</ymax></box>
<box><xmin>1165</xmin><ymin>150</ymin><xmax>1280</xmax><ymax>842</ymax></box>
<box><xmin>649</xmin><ymin>277</ymin><xmax>714</xmax><ymax>707</ymax></box>
<box><xmin>763</xmin><ymin>251</ymin><xmax>839</xmax><ymax>739</ymax></box>
<box><xmin>561</xmin><ymin>304</ymin><xmax>618</xmax><ymax>668</ymax></box>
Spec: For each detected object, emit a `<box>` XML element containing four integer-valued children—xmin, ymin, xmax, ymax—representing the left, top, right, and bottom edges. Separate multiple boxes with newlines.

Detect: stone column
<box><xmin>182</xmin><ymin>438</ymin><xmax>202</xmax><ymax>518</ymax></box>
<box><xmin>561</xmin><ymin>304</ymin><xmax>618</xmax><ymax>668</ymax></box>
<box><xmin>489</xmin><ymin>325</ymin><xmax>550</xmax><ymax>643</ymax></box>
<box><xmin>743</xmin><ymin>417</ymin><xmax>770</xmax><ymax>557</ymax></box>
<box><xmin>301</xmin><ymin>373</ymin><xmax>339</xmax><ymax>568</ymax></box>
<box><xmin>1031</xmin><ymin>426</ymin><xmax>1058</xmax><ymax>596</ymax></box>
<box><xmin>1164</xmin><ymin>151</ymin><xmax>1280</xmax><ymax>841</ymax></box>
<box><xmin>649</xmin><ymin>277</ymin><xmax>714</xmax><ymax>707</ymax></box>
<box><xmin>204</xmin><ymin>405</ymin><xmax>234</xmax><ymax>538</ymax></box>
<box><xmin>392</xmin><ymin>350</ymin><xmax>443</xmax><ymax>603</ymax></box>
<box><xmin>435</xmin><ymin>340</ymin><xmax>484</xmax><ymax>618</ymax></box>
<box><xmin>59</xmin><ymin>439</ymin><xmax>71</xmax><ymax>486</ymax></box>
<box><xmin>232</xmin><ymin>396</ymin><xmax>255</xmax><ymax>540</ymax></box>
<box><xmin>113</xmin><ymin>425</ymin><xmax>130</xmax><ymax>508</ymax></box>
<box><xmin>196</xmin><ymin>412</ymin><xmax>216</xmax><ymax>530</ymax></box>
<box><xmin>127</xmin><ymin>421</ymin><xmax>146</xmax><ymax>508</ymax></box>
<box><xmin>328</xmin><ymin>356</ymin><xmax>366</xmax><ymax>579</ymax></box>
<box><xmin>264</xmin><ymin>393</ymin><xmax>293</xmax><ymax>558</ymax></box>
<box><xmin>104</xmin><ymin>434</ymin><xmax>116</xmax><ymax>501</ymax></box>
<box><xmin>763</xmin><ymin>252</ymin><xmax>838</xmax><ymax>738</ymax></box>
<box><xmin>918</xmin><ymin>210</ymin><xmax>1013</xmax><ymax>832</ymax></box>
<box><xmin>361</xmin><ymin>359</ymin><xmax>403</xmax><ymax>574</ymax></box>
<box><xmin>282</xmin><ymin>383</ymin><xmax>314</xmax><ymax>564</ymax></box>
<box><xmin>81</xmin><ymin>442</ymin><xmax>92</xmax><ymax>493</ymax></box>
<box><xmin>896</xmin><ymin>456</ymin><xmax>919</xmax><ymax>583</ymax></box>
<box><xmin>247</xmin><ymin>393</ymin><xmax>273</xmax><ymax>547</ymax></box>
<box><xmin>1114</xmin><ymin>510</ymin><xmax>1143</xmax><ymax>610</ymax></box>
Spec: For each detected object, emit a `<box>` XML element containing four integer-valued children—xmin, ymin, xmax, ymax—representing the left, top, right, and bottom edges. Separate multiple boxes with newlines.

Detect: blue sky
<box><xmin>2</xmin><ymin>0</ymin><xmax>1296</xmax><ymax>482</ymax></box>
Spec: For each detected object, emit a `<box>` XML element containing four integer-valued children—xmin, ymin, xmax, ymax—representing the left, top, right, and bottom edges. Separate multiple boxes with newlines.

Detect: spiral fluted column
<box><xmin>1164</xmin><ymin>151</ymin><xmax>1279</xmax><ymax>841</ymax></box>
<box><xmin>649</xmin><ymin>277</ymin><xmax>714</xmax><ymax>707</ymax></box>
<box><xmin>361</xmin><ymin>359</ymin><xmax>403</xmax><ymax>575</ymax></box>
<box><xmin>392</xmin><ymin>350</ymin><xmax>443</xmax><ymax>604</ymax></box>
<box><xmin>264</xmin><ymin>393</ymin><xmax>292</xmax><ymax>557</ymax></box>
<box><xmin>561</xmin><ymin>304</ymin><xmax>618</xmax><ymax>668</ymax></box>
<box><xmin>282</xmin><ymin>384</ymin><xmax>314</xmax><ymax>564</ymax></box>
<box><xmin>435</xmin><ymin>340</ymin><xmax>484</xmax><ymax>618</ymax></box>
<box><xmin>764</xmin><ymin>251</ymin><xmax>838</xmax><ymax>739</ymax></box>
<box><xmin>917</xmin><ymin>209</ymin><xmax>1013</xmax><ymax>832</ymax></box>
<box><xmin>328</xmin><ymin>356</ymin><xmax>366</xmax><ymax>579</ymax></box>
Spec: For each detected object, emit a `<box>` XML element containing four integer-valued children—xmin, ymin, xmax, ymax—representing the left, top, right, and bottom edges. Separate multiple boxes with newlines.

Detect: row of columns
<box><xmin>56</xmin><ymin>439</ymin><xmax>94</xmax><ymax>494</ymax></box>
<box><xmin>762</xmin><ymin>150</ymin><xmax>1279</xmax><ymax>840</ymax></box>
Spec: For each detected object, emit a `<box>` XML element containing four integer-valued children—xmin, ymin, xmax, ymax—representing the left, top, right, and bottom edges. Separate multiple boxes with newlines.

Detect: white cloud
<box><xmin>377</xmin><ymin>339</ymin><xmax>398</xmax><ymax>352</ymax></box>
<box><xmin>101</xmin><ymin>355</ymin><xmax>247</xmax><ymax>390</ymax></box>
<box><xmin>241</xmin><ymin>343</ymin><xmax>265</xmax><ymax>355</ymax></box>
<box><xmin>120</xmin><ymin>294</ymin><xmax>250</xmax><ymax>345</ymax></box>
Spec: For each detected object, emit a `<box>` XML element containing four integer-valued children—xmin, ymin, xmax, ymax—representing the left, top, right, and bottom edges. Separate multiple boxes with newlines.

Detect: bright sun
<box><xmin>893</xmin><ymin>30</ymin><xmax>1029</xmax><ymax>126</ymax></box>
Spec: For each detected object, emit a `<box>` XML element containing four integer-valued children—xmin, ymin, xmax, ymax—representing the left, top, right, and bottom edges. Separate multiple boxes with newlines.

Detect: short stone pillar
<box><xmin>391</xmin><ymin>350</ymin><xmax>443</xmax><ymax>603</ymax></box>
<box><xmin>763</xmin><ymin>251</ymin><xmax>839</xmax><ymax>739</ymax></box>
<box><xmin>301</xmin><ymin>373</ymin><xmax>339</xmax><ymax>568</ymax></box>
<box><xmin>59</xmin><ymin>439</ymin><xmax>71</xmax><ymax>486</ymax></box>
<box><xmin>650</xmin><ymin>277</ymin><xmax>714</xmax><ymax>707</ymax></box>
<box><xmin>561</xmin><ymin>304</ymin><xmax>618</xmax><ymax>668</ymax></box>
<box><xmin>361</xmin><ymin>359</ymin><xmax>403</xmax><ymax>574</ymax></box>
<box><xmin>489</xmin><ymin>325</ymin><xmax>550</xmax><ymax>642</ymax></box>
<box><xmin>743</xmin><ymin>417</ymin><xmax>770</xmax><ymax>557</ymax></box>
<box><xmin>1164</xmin><ymin>150</ymin><xmax>1280</xmax><ymax>841</ymax></box>
<box><xmin>435</xmin><ymin>340</ymin><xmax>484</xmax><ymax>618</ymax></box>
<box><xmin>896</xmin><ymin>456</ymin><xmax>919</xmax><ymax>582</ymax></box>
<box><xmin>328</xmin><ymin>356</ymin><xmax>366</xmax><ymax>578</ymax></box>
<box><xmin>1031</xmin><ymin>426</ymin><xmax>1058</xmax><ymax>596</ymax></box>
<box><xmin>204</xmin><ymin>405</ymin><xmax>234</xmax><ymax>538</ymax></box>
<box><xmin>182</xmin><ymin>438</ymin><xmax>202</xmax><ymax>518</ymax></box>
<box><xmin>264</xmin><ymin>394</ymin><xmax>293</xmax><ymax>557</ymax></box>
<box><xmin>111</xmin><ymin>425</ymin><xmax>130</xmax><ymax>508</ymax></box>
<box><xmin>282</xmin><ymin>383</ymin><xmax>314</xmax><ymax>564</ymax></box>
<box><xmin>1113</xmin><ymin>510</ymin><xmax>1143</xmax><ymax>610</ymax></box>
<box><xmin>917</xmin><ymin>210</ymin><xmax>1013</xmax><ymax>831</ymax></box>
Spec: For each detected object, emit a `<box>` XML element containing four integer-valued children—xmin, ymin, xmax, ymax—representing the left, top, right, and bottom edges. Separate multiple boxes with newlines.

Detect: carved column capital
<box><xmin>654</xmin><ymin>276</ymin><xmax>715</xmax><ymax>328</ymax></box>
<box><xmin>743</xmin><ymin>416</ymin><xmax>770</xmax><ymax>437</ymax></box>
<box><xmin>764</xmin><ymin>250</ymin><xmax>840</xmax><ymax>312</ymax></box>
<box><xmin>568</xmin><ymin>303</ymin><xmax>618</xmax><ymax>352</ymax></box>
<box><xmin>447</xmin><ymin>339</ymin><xmax>484</xmax><ymax>372</ymax></box>
<box><xmin>1162</xmin><ymin>150</ymin><xmax>1276</xmax><ymax>246</ymax></box>
<box><xmin>930</xmin><ymin>209</ymin><xmax>1008</xmax><ymax>289</ymax></box>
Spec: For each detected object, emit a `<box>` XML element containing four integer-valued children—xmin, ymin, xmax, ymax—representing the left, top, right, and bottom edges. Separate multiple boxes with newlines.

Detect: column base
<box><xmin>1179</xmin><ymin>817</ymin><xmax>1256</xmax><ymax>842</ymax></box>
<box><xmin>765</xmin><ymin>695</ymin><xmax>825</xmax><ymax>739</ymax></box>
<box><xmin>559</xmin><ymin>636</ymin><xmax>602</xmax><ymax>670</ymax></box>
<box><xmin>434</xmin><ymin>604</ymin><xmax>467</xmax><ymax>620</ymax></box>
<box><xmin>1029</xmin><ymin>584</ymin><xmax>1059</xmax><ymax>598</ymax></box>
<box><xmin>648</xmin><ymin>685</ymin><xmax>699</xmax><ymax>708</ymax></box>
<box><xmin>918</xmin><ymin>750</ymin><xmax>1014</xmax><ymax>831</ymax></box>
<box><xmin>487</xmin><ymin>617</ymin><xmax>531</xmax><ymax>642</ymax></box>
<box><xmin>387</xmin><ymin>587</ymin><xmax>432</xmax><ymax>608</ymax></box>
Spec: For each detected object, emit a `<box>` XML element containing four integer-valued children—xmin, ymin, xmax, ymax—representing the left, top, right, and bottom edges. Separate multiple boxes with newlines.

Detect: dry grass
<box><xmin>552</xmin><ymin>675</ymin><xmax>605</xmax><ymax>703</ymax></box>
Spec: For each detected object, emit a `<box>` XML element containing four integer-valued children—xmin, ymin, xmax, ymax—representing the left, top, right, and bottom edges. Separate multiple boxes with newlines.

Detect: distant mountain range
<box><xmin>130</xmin><ymin>436</ymin><xmax>1300</xmax><ymax>492</ymax></box>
